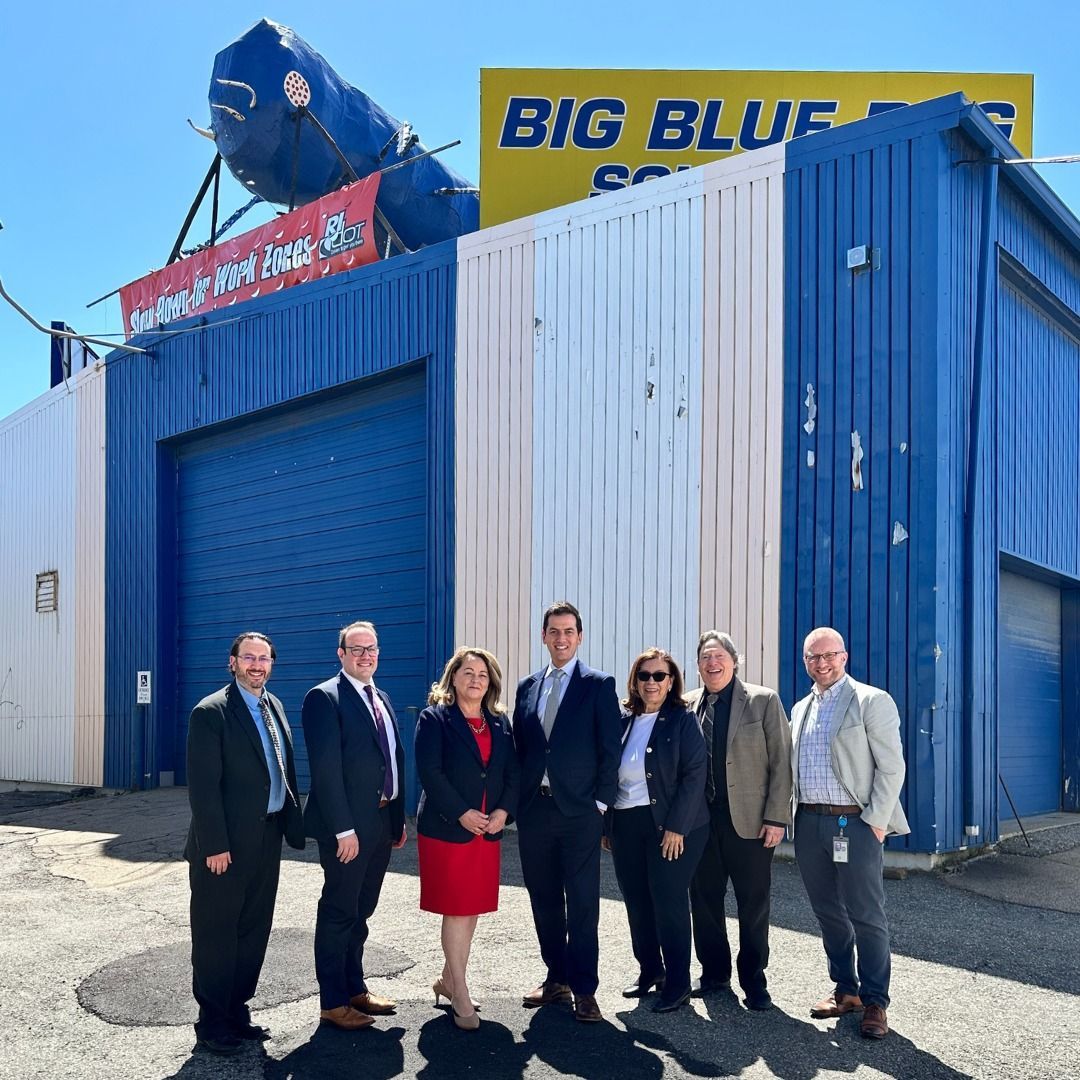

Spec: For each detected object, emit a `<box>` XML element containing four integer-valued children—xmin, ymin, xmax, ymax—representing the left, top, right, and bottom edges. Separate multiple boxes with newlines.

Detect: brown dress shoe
<box><xmin>810</xmin><ymin>989</ymin><xmax>864</xmax><ymax>1018</ymax></box>
<box><xmin>573</xmin><ymin>994</ymin><xmax>603</xmax><ymax>1023</ymax></box>
<box><xmin>522</xmin><ymin>981</ymin><xmax>572</xmax><ymax>1008</ymax></box>
<box><xmin>860</xmin><ymin>1003</ymin><xmax>889</xmax><ymax>1039</ymax></box>
<box><xmin>350</xmin><ymin>991</ymin><xmax>397</xmax><ymax>1015</ymax></box>
<box><xmin>319</xmin><ymin>1005</ymin><xmax>375</xmax><ymax>1030</ymax></box>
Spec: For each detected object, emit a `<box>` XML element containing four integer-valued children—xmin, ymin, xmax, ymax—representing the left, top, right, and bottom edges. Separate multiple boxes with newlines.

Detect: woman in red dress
<box><xmin>415</xmin><ymin>647</ymin><xmax>519</xmax><ymax>1030</ymax></box>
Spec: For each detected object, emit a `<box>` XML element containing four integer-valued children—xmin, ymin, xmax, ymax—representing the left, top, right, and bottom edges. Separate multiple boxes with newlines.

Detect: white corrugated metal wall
<box><xmin>0</xmin><ymin>365</ymin><xmax>106</xmax><ymax>785</ymax></box>
<box><xmin>455</xmin><ymin>146</ymin><xmax>785</xmax><ymax>696</ymax></box>
<box><xmin>455</xmin><ymin>219</ymin><xmax>537</xmax><ymax>692</ymax></box>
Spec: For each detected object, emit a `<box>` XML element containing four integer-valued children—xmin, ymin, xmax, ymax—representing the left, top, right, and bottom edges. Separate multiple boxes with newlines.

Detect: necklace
<box><xmin>465</xmin><ymin>716</ymin><xmax>487</xmax><ymax>735</ymax></box>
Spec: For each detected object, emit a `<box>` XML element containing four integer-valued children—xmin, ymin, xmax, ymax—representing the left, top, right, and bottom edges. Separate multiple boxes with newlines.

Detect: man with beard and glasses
<box><xmin>185</xmin><ymin>632</ymin><xmax>305</xmax><ymax>1055</ymax></box>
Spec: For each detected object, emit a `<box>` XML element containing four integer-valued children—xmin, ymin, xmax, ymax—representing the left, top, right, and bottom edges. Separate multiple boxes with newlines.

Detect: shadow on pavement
<box><xmin>264</xmin><ymin>1023</ymin><xmax>406</xmax><ymax>1080</ymax></box>
<box><xmin>620</xmin><ymin>992</ymin><xmax>976</xmax><ymax>1080</ymax></box>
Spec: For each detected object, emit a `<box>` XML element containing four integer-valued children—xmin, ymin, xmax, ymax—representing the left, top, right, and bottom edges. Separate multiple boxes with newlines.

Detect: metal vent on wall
<box><xmin>35</xmin><ymin>571</ymin><xmax>58</xmax><ymax>613</ymax></box>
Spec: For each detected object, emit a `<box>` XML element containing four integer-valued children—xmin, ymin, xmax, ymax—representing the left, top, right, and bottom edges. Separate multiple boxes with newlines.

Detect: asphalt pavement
<box><xmin>1</xmin><ymin>788</ymin><xmax>1077</xmax><ymax>1080</ymax></box>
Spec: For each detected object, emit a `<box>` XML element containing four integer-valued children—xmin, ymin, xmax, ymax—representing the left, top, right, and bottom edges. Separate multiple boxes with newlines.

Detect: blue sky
<box><xmin>1</xmin><ymin>0</ymin><xmax>1077</xmax><ymax>419</ymax></box>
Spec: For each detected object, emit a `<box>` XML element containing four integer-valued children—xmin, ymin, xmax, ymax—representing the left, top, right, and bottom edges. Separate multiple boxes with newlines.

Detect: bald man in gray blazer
<box><xmin>791</xmin><ymin>627</ymin><xmax>908</xmax><ymax>1040</ymax></box>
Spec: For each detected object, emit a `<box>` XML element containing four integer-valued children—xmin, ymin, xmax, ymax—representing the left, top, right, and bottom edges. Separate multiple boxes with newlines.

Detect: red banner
<box><xmin>120</xmin><ymin>174</ymin><xmax>382</xmax><ymax>339</ymax></box>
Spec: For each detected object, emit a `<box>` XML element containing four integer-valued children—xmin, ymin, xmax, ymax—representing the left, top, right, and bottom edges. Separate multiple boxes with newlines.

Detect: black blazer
<box><xmin>184</xmin><ymin>681</ymin><xmax>306</xmax><ymax>863</ymax></box>
<box><xmin>512</xmin><ymin>660</ymin><xmax>622</xmax><ymax>820</ymax></box>
<box><xmin>415</xmin><ymin>703</ymin><xmax>520</xmax><ymax>843</ymax></box>
<box><xmin>606</xmin><ymin>696</ymin><xmax>709</xmax><ymax>838</ymax></box>
<box><xmin>302</xmin><ymin>673</ymin><xmax>407</xmax><ymax>846</ymax></box>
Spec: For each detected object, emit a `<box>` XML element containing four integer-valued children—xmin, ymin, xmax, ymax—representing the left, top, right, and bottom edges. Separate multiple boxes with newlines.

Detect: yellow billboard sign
<box><xmin>480</xmin><ymin>70</ymin><xmax>1033</xmax><ymax>227</ymax></box>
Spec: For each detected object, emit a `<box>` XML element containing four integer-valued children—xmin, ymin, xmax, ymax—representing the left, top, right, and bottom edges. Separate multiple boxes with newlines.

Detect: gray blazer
<box><xmin>686</xmin><ymin>679</ymin><xmax>793</xmax><ymax>840</ymax></box>
<box><xmin>789</xmin><ymin>676</ymin><xmax>910</xmax><ymax>836</ymax></box>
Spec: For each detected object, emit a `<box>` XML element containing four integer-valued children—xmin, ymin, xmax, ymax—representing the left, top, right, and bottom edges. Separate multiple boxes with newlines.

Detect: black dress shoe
<box><xmin>235</xmin><ymin>1022</ymin><xmax>271</xmax><ymax>1041</ymax></box>
<box><xmin>195</xmin><ymin>1033</ymin><xmax>243</xmax><ymax>1055</ymax></box>
<box><xmin>622</xmin><ymin>972</ymin><xmax>666</xmax><ymax>998</ymax></box>
<box><xmin>653</xmin><ymin>988</ymin><xmax>692</xmax><ymax>1013</ymax></box>
<box><xmin>743</xmin><ymin>991</ymin><xmax>773</xmax><ymax>1011</ymax></box>
<box><xmin>691</xmin><ymin>976</ymin><xmax>731</xmax><ymax>997</ymax></box>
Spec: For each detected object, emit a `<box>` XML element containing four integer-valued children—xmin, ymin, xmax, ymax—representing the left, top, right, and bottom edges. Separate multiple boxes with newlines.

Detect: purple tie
<box><xmin>364</xmin><ymin>685</ymin><xmax>395</xmax><ymax>801</ymax></box>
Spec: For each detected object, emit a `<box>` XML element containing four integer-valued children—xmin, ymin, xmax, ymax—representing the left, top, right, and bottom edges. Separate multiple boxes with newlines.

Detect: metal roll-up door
<box><xmin>999</xmin><ymin>570</ymin><xmax>1063</xmax><ymax>819</ymax></box>
<box><xmin>173</xmin><ymin>367</ymin><xmax>428</xmax><ymax>794</ymax></box>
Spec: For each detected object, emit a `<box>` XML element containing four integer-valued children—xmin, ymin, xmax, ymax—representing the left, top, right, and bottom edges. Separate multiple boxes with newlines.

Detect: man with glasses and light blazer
<box><xmin>303</xmin><ymin>620</ymin><xmax>407</xmax><ymax>1031</ymax></box>
<box><xmin>790</xmin><ymin>627</ymin><xmax>909</xmax><ymax>1041</ymax></box>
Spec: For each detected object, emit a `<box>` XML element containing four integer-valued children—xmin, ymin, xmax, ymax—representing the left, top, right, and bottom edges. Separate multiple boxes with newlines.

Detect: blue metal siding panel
<box><xmin>781</xmin><ymin>128</ymin><xmax>945</xmax><ymax>852</ymax></box>
<box><xmin>995</xmin><ymin>266</ymin><xmax>1080</xmax><ymax>580</ymax></box>
<box><xmin>104</xmin><ymin>248</ymin><xmax>457</xmax><ymax>790</ymax></box>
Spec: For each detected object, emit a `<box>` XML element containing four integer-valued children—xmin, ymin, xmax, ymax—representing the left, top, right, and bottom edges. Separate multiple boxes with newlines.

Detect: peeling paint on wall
<box><xmin>851</xmin><ymin>431</ymin><xmax>864</xmax><ymax>490</ymax></box>
<box><xmin>806</xmin><ymin>450</ymin><xmax>815</xmax><ymax>468</ymax></box>
<box><xmin>892</xmin><ymin>521</ymin><xmax>909</xmax><ymax>545</ymax></box>
<box><xmin>803</xmin><ymin>383</ymin><xmax>817</xmax><ymax>434</ymax></box>
<box><xmin>899</xmin><ymin>441</ymin><xmax>908</xmax><ymax>454</ymax></box>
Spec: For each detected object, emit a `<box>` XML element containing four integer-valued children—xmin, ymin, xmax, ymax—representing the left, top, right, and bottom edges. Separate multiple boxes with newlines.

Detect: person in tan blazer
<box><xmin>687</xmin><ymin>631</ymin><xmax>792</xmax><ymax>1010</ymax></box>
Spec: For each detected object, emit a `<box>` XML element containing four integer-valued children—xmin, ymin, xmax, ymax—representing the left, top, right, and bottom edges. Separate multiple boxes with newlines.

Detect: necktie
<box><xmin>702</xmin><ymin>693</ymin><xmax>718</xmax><ymax>803</ymax></box>
<box><xmin>542</xmin><ymin>668</ymin><xmax>564</xmax><ymax>741</ymax></box>
<box><xmin>258</xmin><ymin>697</ymin><xmax>297</xmax><ymax>807</ymax></box>
<box><xmin>364</xmin><ymin>685</ymin><xmax>395</xmax><ymax>801</ymax></box>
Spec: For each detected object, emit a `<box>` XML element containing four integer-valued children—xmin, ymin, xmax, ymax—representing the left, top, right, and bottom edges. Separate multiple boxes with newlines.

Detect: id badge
<box><xmin>832</xmin><ymin>836</ymin><xmax>849</xmax><ymax>863</ymax></box>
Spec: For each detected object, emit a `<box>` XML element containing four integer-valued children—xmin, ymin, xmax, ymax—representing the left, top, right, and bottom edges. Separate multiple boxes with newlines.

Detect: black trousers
<box><xmin>690</xmin><ymin>803</ymin><xmax>776</xmax><ymax>994</ymax></box>
<box><xmin>189</xmin><ymin>816</ymin><xmax>283</xmax><ymax>1039</ymax></box>
<box><xmin>611</xmin><ymin>806</ymin><xmax>707</xmax><ymax>1000</ymax></box>
<box><xmin>517</xmin><ymin>795</ymin><xmax>604</xmax><ymax>996</ymax></box>
<box><xmin>313</xmin><ymin>807</ymin><xmax>392</xmax><ymax>1009</ymax></box>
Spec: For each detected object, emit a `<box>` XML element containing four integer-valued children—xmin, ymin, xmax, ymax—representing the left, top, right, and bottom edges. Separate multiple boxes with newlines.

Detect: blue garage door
<box><xmin>173</xmin><ymin>367</ymin><xmax>428</xmax><ymax>797</ymax></box>
<box><xmin>999</xmin><ymin>570</ymin><xmax>1063</xmax><ymax>819</ymax></box>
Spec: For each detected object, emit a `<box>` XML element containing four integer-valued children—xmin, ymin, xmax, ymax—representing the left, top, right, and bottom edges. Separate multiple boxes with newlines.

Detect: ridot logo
<box><xmin>319</xmin><ymin>210</ymin><xmax>368</xmax><ymax>259</ymax></box>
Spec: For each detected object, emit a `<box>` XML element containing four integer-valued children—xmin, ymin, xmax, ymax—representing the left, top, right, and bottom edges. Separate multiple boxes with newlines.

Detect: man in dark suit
<box><xmin>513</xmin><ymin>601</ymin><xmax>622</xmax><ymax>1022</ymax></box>
<box><xmin>185</xmin><ymin>631</ymin><xmax>305</xmax><ymax>1056</ymax></box>
<box><xmin>686</xmin><ymin>631</ymin><xmax>792</xmax><ymax>1011</ymax></box>
<box><xmin>302</xmin><ymin>620</ymin><xmax>407</xmax><ymax>1030</ymax></box>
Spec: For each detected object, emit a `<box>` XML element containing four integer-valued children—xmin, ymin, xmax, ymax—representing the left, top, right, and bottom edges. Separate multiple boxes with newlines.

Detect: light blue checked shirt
<box><xmin>797</xmin><ymin>675</ymin><xmax>856</xmax><ymax>805</ymax></box>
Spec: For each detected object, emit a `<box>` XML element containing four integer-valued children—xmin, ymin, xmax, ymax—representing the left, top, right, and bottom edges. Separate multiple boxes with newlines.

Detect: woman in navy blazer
<box><xmin>604</xmin><ymin>648</ymin><xmax>709</xmax><ymax>1013</ymax></box>
<box><xmin>415</xmin><ymin>647</ymin><xmax>519</xmax><ymax>1030</ymax></box>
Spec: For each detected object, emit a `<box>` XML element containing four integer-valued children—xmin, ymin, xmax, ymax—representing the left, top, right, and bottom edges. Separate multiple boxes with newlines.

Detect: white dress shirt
<box><xmin>336</xmin><ymin>670</ymin><xmax>400</xmax><ymax>839</ymax></box>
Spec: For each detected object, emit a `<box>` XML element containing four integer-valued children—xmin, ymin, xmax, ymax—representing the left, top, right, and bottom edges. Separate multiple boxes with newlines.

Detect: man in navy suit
<box><xmin>302</xmin><ymin>620</ymin><xmax>407</xmax><ymax>1030</ymax></box>
<box><xmin>513</xmin><ymin>601</ymin><xmax>622</xmax><ymax>1022</ymax></box>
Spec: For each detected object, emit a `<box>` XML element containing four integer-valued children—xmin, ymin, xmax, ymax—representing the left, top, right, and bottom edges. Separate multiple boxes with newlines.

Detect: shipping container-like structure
<box><xmin>1</xmin><ymin>95</ymin><xmax>1077</xmax><ymax>857</ymax></box>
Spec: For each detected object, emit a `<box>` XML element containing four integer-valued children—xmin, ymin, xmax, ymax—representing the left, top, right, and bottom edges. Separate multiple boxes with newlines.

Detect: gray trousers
<box><xmin>794</xmin><ymin>808</ymin><xmax>892</xmax><ymax>1008</ymax></box>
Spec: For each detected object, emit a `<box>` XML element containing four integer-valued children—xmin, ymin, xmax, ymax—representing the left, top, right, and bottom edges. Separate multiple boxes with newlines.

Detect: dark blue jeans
<box><xmin>794</xmin><ymin>808</ymin><xmax>892</xmax><ymax>1008</ymax></box>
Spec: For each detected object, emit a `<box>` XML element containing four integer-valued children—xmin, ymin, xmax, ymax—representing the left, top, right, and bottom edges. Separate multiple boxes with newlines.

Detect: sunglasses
<box><xmin>636</xmin><ymin>670</ymin><xmax>671</xmax><ymax>683</ymax></box>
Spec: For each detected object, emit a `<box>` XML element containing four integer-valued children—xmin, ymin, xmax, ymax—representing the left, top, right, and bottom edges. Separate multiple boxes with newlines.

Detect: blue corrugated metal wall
<box><xmin>941</xmin><ymin>125</ymin><xmax>1080</xmax><ymax>842</ymax></box>
<box><xmin>103</xmin><ymin>245</ymin><xmax>457</xmax><ymax>790</ymax></box>
<box><xmin>780</xmin><ymin>98</ymin><xmax>967</xmax><ymax>852</ymax></box>
<box><xmin>781</xmin><ymin>97</ymin><xmax>1080</xmax><ymax>852</ymax></box>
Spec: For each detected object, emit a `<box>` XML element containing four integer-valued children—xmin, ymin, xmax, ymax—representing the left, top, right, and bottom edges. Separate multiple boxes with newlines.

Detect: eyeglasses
<box><xmin>344</xmin><ymin>645</ymin><xmax>380</xmax><ymax>657</ymax></box>
<box><xmin>636</xmin><ymin>670</ymin><xmax>671</xmax><ymax>683</ymax></box>
<box><xmin>804</xmin><ymin>651</ymin><xmax>844</xmax><ymax>664</ymax></box>
<box><xmin>238</xmin><ymin>654</ymin><xmax>273</xmax><ymax>665</ymax></box>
